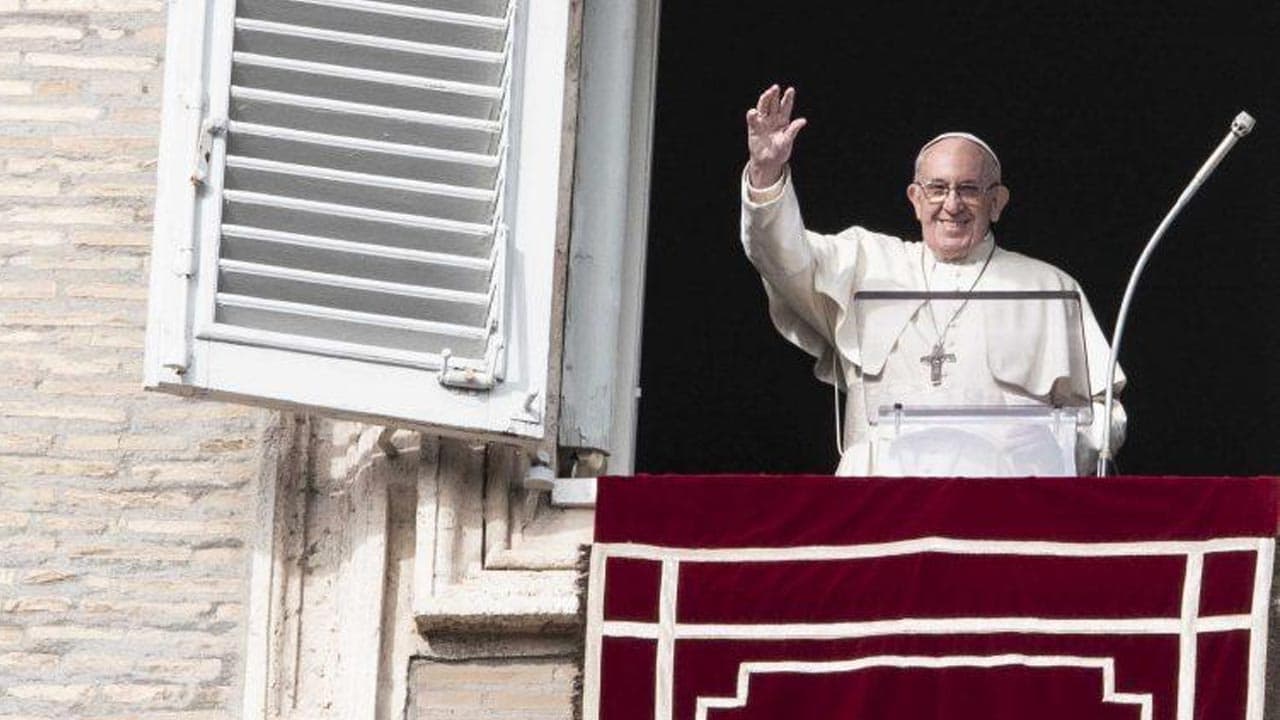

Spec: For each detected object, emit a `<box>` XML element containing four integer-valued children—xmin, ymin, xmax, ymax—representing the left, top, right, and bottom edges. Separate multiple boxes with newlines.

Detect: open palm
<box><xmin>746</xmin><ymin>84</ymin><xmax>807</xmax><ymax>187</ymax></box>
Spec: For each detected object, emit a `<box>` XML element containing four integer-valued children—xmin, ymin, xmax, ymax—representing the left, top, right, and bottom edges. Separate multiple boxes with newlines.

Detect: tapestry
<box><xmin>582</xmin><ymin>476</ymin><xmax>1280</xmax><ymax>720</ymax></box>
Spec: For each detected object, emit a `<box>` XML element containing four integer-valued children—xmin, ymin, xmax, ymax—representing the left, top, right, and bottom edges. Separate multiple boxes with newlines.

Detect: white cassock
<box><xmin>740</xmin><ymin>170</ymin><xmax>1126</xmax><ymax>476</ymax></box>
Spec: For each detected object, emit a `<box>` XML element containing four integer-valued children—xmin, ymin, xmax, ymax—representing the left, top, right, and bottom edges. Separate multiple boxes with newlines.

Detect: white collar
<box><xmin>924</xmin><ymin>231</ymin><xmax>996</xmax><ymax>272</ymax></box>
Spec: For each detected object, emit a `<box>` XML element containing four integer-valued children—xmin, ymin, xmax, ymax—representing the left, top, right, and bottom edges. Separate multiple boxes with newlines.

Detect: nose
<box><xmin>941</xmin><ymin>188</ymin><xmax>966</xmax><ymax>214</ymax></box>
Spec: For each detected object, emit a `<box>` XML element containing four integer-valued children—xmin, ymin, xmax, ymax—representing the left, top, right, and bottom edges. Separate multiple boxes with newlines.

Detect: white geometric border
<box><xmin>580</xmin><ymin>537</ymin><xmax>1276</xmax><ymax>720</ymax></box>
<box><xmin>693</xmin><ymin>654</ymin><xmax>1151</xmax><ymax>720</ymax></box>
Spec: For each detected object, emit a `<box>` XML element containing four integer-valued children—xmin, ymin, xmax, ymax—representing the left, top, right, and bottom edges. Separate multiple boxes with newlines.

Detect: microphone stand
<box><xmin>1096</xmin><ymin>111</ymin><xmax>1256</xmax><ymax>477</ymax></box>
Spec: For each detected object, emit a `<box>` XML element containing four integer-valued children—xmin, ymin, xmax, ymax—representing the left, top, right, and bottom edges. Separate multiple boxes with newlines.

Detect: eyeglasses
<box><xmin>914</xmin><ymin>180</ymin><xmax>1001</xmax><ymax>205</ymax></box>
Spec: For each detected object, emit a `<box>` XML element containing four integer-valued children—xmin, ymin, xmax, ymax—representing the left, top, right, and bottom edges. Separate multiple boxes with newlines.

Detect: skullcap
<box><xmin>916</xmin><ymin>132</ymin><xmax>1001</xmax><ymax>178</ymax></box>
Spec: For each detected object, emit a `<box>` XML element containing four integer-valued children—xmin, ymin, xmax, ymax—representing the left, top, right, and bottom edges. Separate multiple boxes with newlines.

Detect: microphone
<box><xmin>1096</xmin><ymin>111</ymin><xmax>1256</xmax><ymax>476</ymax></box>
<box><xmin>1232</xmin><ymin>111</ymin><xmax>1256</xmax><ymax>137</ymax></box>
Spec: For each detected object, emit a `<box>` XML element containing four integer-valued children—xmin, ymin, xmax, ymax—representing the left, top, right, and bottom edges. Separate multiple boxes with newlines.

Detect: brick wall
<box><xmin>408</xmin><ymin>658</ymin><xmax>576</xmax><ymax>720</ymax></box>
<box><xmin>0</xmin><ymin>1</ymin><xmax>271</xmax><ymax>716</ymax></box>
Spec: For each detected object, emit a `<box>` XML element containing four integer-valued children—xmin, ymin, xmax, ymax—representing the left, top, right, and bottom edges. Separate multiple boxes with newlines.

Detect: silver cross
<box><xmin>920</xmin><ymin>343</ymin><xmax>956</xmax><ymax>386</ymax></box>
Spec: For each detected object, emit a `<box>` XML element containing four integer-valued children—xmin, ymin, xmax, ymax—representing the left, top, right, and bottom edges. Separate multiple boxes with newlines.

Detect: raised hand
<box><xmin>745</xmin><ymin>84</ymin><xmax>807</xmax><ymax>188</ymax></box>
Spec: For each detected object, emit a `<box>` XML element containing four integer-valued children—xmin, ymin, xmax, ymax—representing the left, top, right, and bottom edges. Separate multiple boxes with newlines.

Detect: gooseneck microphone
<box><xmin>1096</xmin><ymin>111</ymin><xmax>1256</xmax><ymax>477</ymax></box>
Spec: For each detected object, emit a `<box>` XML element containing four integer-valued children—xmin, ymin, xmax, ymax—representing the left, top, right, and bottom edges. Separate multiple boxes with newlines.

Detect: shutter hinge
<box><xmin>438</xmin><ymin>349</ymin><xmax>497</xmax><ymax>391</ymax></box>
<box><xmin>191</xmin><ymin>117</ymin><xmax>227</xmax><ymax>188</ymax></box>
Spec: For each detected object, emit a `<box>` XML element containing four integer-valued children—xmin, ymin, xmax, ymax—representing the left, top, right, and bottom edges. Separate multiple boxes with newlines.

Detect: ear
<box><xmin>906</xmin><ymin>183</ymin><xmax>927</xmax><ymax>221</ymax></box>
<box><xmin>989</xmin><ymin>184</ymin><xmax>1010</xmax><ymax>222</ymax></box>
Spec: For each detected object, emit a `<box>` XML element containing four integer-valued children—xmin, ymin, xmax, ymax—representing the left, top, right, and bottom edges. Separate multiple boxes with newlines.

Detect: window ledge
<box><xmin>414</xmin><ymin>569</ymin><xmax>581</xmax><ymax>634</ymax></box>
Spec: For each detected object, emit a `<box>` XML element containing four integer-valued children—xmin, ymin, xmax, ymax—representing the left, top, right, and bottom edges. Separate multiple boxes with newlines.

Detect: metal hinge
<box><xmin>438</xmin><ymin>349</ymin><xmax>498</xmax><ymax>391</ymax></box>
<box><xmin>191</xmin><ymin>116</ymin><xmax>226</xmax><ymax>188</ymax></box>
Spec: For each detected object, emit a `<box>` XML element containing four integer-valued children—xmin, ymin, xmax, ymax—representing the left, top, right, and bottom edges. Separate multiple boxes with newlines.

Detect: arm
<box><xmin>745</xmin><ymin>85</ymin><xmax>806</xmax><ymax>198</ymax></box>
<box><xmin>740</xmin><ymin>86</ymin><xmax>839</xmax><ymax>343</ymax></box>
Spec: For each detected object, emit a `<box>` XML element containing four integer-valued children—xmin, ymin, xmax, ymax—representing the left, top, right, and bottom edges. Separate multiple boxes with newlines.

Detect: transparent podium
<box><xmin>852</xmin><ymin>290</ymin><xmax>1094</xmax><ymax>477</ymax></box>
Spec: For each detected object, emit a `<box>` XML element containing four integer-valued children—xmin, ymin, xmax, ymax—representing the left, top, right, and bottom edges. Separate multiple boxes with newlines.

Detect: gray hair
<box><xmin>914</xmin><ymin>132</ymin><xmax>1002</xmax><ymax>183</ymax></box>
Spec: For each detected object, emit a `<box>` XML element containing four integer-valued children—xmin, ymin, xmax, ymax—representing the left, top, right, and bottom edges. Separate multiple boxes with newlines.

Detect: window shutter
<box><xmin>145</xmin><ymin>0</ymin><xmax>571</xmax><ymax>440</ymax></box>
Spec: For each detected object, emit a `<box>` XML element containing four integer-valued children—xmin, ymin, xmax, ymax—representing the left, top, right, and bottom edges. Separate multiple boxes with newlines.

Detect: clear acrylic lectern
<box><xmin>851</xmin><ymin>290</ymin><xmax>1094</xmax><ymax>477</ymax></box>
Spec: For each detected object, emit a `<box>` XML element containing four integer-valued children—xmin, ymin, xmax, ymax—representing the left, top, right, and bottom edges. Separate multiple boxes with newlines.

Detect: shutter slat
<box><xmin>235</xmin><ymin>19</ymin><xmax>505</xmax><ymax>86</ymax></box>
<box><xmin>219</xmin><ymin>260</ymin><xmax>489</xmax><ymax>327</ymax></box>
<box><xmin>232</xmin><ymin>55</ymin><xmax>500</xmax><ymax>120</ymax></box>
<box><xmin>233</xmin><ymin>53</ymin><xmax>500</xmax><ymax>100</ymax></box>
<box><xmin>369</xmin><ymin>0</ymin><xmax>508</xmax><ymax>18</ymax></box>
<box><xmin>237</xmin><ymin>0</ymin><xmax>507</xmax><ymax>50</ymax></box>
<box><xmin>215</xmin><ymin>295</ymin><xmax>488</xmax><ymax>357</ymax></box>
<box><xmin>272</xmin><ymin>0</ymin><xmax>508</xmax><ymax>26</ymax></box>
<box><xmin>225</xmin><ymin>156</ymin><xmax>495</xmax><ymax>223</ymax></box>
<box><xmin>228</xmin><ymin>121</ymin><xmax>496</xmax><ymax>167</ymax></box>
<box><xmin>221</xmin><ymin>224</ymin><xmax>490</xmax><ymax>269</ymax></box>
<box><xmin>222</xmin><ymin>190</ymin><xmax>492</xmax><ymax>237</ymax></box>
<box><xmin>199</xmin><ymin>322</ymin><xmax>454</xmax><ymax>371</ymax></box>
<box><xmin>226</xmin><ymin>126</ymin><xmax>497</xmax><ymax>188</ymax></box>
<box><xmin>220</xmin><ymin>225</ymin><xmax>489</xmax><ymax>292</ymax></box>
<box><xmin>221</xmin><ymin>199</ymin><xmax>493</xmax><ymax>258</ymax></box>
<box><xmin>229</xmin><ymin>92</ymin><xmax>498</xmax><ymax>153</ymax></box>
<box><xmin>225</xmin><ymin>155</ymin><xmax>493</xmax><ymax>200</ymax></box>
<box><xmin>218</xmin><ymin>293</ymin><xmax>487</xmax><ymax>338</ymax></box>
<box><xmin>220</xmin><ymin>259</ymin><xmax>489</xmax><ymax>304</ymax></box>
<box><xmin>232</xmin><ymin>64</ymin><xmax>498</xmax><ymax>119</ymax></box>
<box><xmin>230</xmin><ymin>87</ymin><xmax>500</xmax><ymax>133</ymax></box>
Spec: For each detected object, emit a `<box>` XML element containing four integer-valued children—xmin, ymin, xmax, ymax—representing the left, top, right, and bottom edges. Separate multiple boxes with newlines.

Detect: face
<box><xmin>906</xmin><ymin>138</ymin><xmax>1010</xmax><ymax>262</ymax></box>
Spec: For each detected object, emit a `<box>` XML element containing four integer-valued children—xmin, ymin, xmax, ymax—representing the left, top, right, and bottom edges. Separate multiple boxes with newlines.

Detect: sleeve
<box><xmin>1078</xmin><ymin>398</ymin><xmax>1127</xmax><ymax>473</ymax></box>
<box><xmin>739</xmin><ymin>166</ymin><xmax>852</xmax><ymax>387</ymax></box>
<box><xmin>1077</xmin><ymin>287</ymin><xmax>1127</xmax><ymax>467</ymax></box>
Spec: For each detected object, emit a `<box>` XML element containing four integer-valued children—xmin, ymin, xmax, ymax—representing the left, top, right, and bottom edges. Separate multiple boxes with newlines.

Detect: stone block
<box><xmin>0</xmin><ymin>510</ymin><xmax>30</xmax><ymax>529</ymax></box>
<box><xmin>5</xmin><ymin>683</ymin><xmax>92</xmax><ymax>703</ymax></box>
<box><xmin>0</xmin><ymin>652</ymin><xmax>59</xmax><ymax>674</ymax></box>
<box><xmin>0</xmin><ymin>433</ymin><xmax>51</xmax><ymax>454</ymax></box>
<box><xmin>0</xmin><ymin>456</ymin><xmax>117</xmax><ymax>478</ymax></box>
<box><xmin>0</xmin><ymin>105</ymin><xmax>102</xmax><ymax>122</ymax></box>
<box><xmin>2</xmin><ymin>596</ymin><xmax>73</xmax><ymax>613</ymax></box>
<box><xmin>0</xmin><ymin>281</ymin><xmax>56</xmax><ymax>298</ymax></box>
<box><xmin>63</xmin><ymin>283</ymin><xmax>149</xmax><ymax>300</ymax></box>
<box><xmin>0</xmin><ymin>79</ymin><xmax>33</xmax><ymax>95</ymax></box>
<box><xmin>0</xmin><ymin>24</ymin><xmax>85</xmax><ymax>39</ymax></box>
<box><xmin>24</xmin><ymin>52</ymin><xmax>156</xmax><ymax>72</ymax></box>
<box><xmin>3</xmin><ymin>205</ymin><xmax>134</xmax><ymax>225</ymax></box>
<box><xmin>23</xmin><ymin>569</ymin><xmax>78</xmax><ymax>585</ymax></box>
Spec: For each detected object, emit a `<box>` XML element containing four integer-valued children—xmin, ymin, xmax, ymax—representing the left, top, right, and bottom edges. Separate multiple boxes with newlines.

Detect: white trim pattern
<box><xmin>655</xmin><ymin>559</ymin><xmax>678</xmax><ymax>720</ymax></box>
<box><xmin>1246</xmin><ymin>538</ymin><xmax>1275</xmax><ymax>720</ymax></box>
<box><xmin>583</xmin><ymin>537</ymin><xmax>1276</xmax><ymax>720</ymax></box>
<box><xmin>693</xmin><ymin>655</ymin><xmax>1152</xmax><ymax>720</ymax></box>
<box><xmin>1177</xmin><ymin>552</ymin><xmax>1203</xmax><ymax>720</ymax></box>
<box><xmin>596</xmin><ymin>537</ymin><xmax>1263</xmax><ymax>561</ymax></box>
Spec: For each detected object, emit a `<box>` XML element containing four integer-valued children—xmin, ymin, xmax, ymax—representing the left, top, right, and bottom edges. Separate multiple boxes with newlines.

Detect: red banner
<box><xmin>583</xmin><ymin>476</ymin><xmax>1280</xmax><ymax>720</ymax></box>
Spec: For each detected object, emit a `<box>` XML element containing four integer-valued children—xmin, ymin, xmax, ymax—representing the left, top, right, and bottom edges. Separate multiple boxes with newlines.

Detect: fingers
<box><xmin>783</xmin><ymin>117</ymin><xmax>807</xmax><ymax>144</ymax></box>
<box><xmin>755</xmin><ymin>84</ymin><xmax>778</xmax><ymax>117</ymax></box>
<box><xmin>752</xmin><ymin>84</ymin><xmax>798</xmax><ymax>123</ymax></box>
<box><xmin>778</xmin><ymin>87</ymin><xmax>795</xmax><ymax>122</ymax></box>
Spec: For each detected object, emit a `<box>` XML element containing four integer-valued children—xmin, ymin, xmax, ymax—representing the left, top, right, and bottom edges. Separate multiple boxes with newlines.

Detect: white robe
<box><xmin>740</xmin><ymin>171</ymin><xmax>1125</xmax><ymax>476</ymax></box>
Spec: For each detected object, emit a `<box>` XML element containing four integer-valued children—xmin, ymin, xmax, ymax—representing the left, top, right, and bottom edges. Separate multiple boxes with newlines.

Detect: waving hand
<box><xmin>745</xmin><ymin>84</ymin><xmax>807</xmax><ymax>188</ymax></box>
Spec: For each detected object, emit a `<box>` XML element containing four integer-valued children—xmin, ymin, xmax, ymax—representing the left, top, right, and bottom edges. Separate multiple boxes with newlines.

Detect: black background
<box><xmin>635</xmin><ymin>1</ymin><xmax>1280</xmax><ymax>475</ymax></box>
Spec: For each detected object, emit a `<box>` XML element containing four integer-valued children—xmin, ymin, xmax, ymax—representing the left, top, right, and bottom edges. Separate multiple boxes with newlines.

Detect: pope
<box><xmin>741</xmin><ymin>84</ymin><xmax>1125</xmax><ymax>476</ymax></box>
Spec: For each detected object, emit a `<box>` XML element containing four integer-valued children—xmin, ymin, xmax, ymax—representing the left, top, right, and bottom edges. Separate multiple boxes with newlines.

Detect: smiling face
<box><xmin>906</xmin><ymin>137</ymin><xmax>1010</xmax><ymax>262</ymax></box>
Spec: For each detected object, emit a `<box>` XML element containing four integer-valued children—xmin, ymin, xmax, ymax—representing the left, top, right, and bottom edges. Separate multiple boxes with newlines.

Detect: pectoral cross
<box><xmin>920</xmin><ymin>344</ymin><xmax>955</xmax><ymax>386</ymax></box>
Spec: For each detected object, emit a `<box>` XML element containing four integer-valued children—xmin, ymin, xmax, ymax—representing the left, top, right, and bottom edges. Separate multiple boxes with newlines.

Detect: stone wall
<box><xmin>0</xmin><ymin>1</ymin><xmax>272</xmax><ymax>716</ymax></box>
<box><xmin>0</xmin><ymin>3</ymin><xmax>584</xmax><ymax>718</ymax></box>
<box><xmin>408</xmin><ymin>658</ymin><xmax>575</xmax><ymax>720</ymax></box>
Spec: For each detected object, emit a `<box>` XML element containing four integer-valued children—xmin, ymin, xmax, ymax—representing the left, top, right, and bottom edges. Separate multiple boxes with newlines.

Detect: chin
<box><xmin>928</xmin><ymin>238</ymin><xmax>975</xmax><ymax>261</ymax></box>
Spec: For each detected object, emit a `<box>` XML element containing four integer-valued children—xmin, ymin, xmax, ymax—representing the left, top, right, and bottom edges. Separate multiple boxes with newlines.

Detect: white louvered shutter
<box><xmin>145</xmin><ymin>0</ymin><xmax>570</xmax><ymax>440</ymax></box>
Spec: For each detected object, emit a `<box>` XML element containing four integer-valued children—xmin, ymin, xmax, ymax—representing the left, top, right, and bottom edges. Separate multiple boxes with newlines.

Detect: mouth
<box><xmin>938</xmin><ymin>218</ymin><xmax>970</xmax><ymax>230</ymax></box>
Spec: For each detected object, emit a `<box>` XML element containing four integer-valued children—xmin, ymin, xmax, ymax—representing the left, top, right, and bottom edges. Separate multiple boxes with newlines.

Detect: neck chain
<box><xmin>917</xmin><ymin>241</ymin><xmax>996</xmax><ymax>386</ymax></box>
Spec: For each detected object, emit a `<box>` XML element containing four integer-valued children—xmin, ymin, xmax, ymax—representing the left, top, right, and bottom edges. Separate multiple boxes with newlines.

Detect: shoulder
<box><xmin>991</xmin><ymin>245</ymin><xmax>1080</xmax><ymax>290</ymax></box>
<box><xmin>814</xmin><ymin>225</ymin><xmax>917</xmax><ymax>273</ymax></box>
<box><xmin>828</xmin><ymin>225</ymin><xmax>915</xmax><ymax>257</ymax></box>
